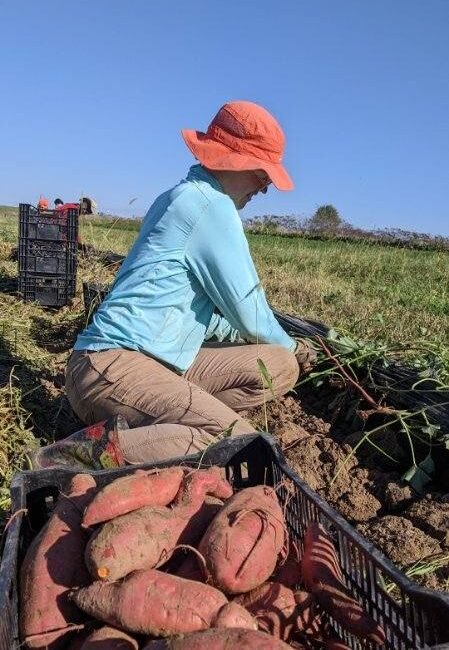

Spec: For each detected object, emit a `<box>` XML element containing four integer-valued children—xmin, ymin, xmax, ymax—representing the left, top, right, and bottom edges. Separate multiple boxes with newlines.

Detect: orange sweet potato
<box><xmin>86</xmin><ymin>467</ymin><xmax>232</xmax><ymax>581</ymax></box>
<box><xmin>82</xmin><ymin>466</ymin><xmax>185</xmax><ymax>527</ymax></box>
<box><xmin>234</xmin><ymin>585</ymin><xmax>320</xmax><ymax>641</ymax></box>
<box><xmin>79</xmin><ymin>626</ymin><xmax>139</xmax><ymax>649</ymax></box>
<box><xmin>273</xmin><ymin>541</ymin><xmax>302</xmax><ymax>588</ymax></box>
<box><xmin>141</xmin><ymin>628</ymin><xmax>297</xmax><ymax>649</ymax></box>
<box><xmin>212</xmin><ymin>602</ymin><xmax>257</xmax><ymax>630</ymax></box>
<box><xmin>71</xmin><ymin>568</ymin><xmax>228</xmax><ymax>637</ymax></box>
<box><xmin>199</xmin><ymin>486</ymin><xmax>286</xmax><ymax>594</ymax></box>
<box><xmin>20</xmin><ymin>474</ymin><xmax>97</xmax><ymax>649</ymax></box>
<box><xmin>177</xmin><ymin>495</ymin><xmax>224</xmax><ymax>547</ymax></box>
<box><xmin>301</xmin><ymin>523</ymin><xmax>385</xmax><ymax>645</ymax></box>
<box><xmin>293</xmin><ymin>590</ymin><xmax>321</xmax><ymax>636</ymax></box>
<box><xmin>235</xmin><ymin>581</ymin><xmax>296</xmax><ymax>640</ymax></box>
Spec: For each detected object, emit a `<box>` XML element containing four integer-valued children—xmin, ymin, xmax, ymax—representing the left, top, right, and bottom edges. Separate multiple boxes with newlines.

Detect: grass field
<box><xmin>2</xmin><ymin>206</ymin><xmax>449</xmax><ymax>345</ymax></box>
<box><xmin>0</xmin><ymin>206</ymin><xmax>448</xmax><ymax>512</ymax></box>
<box><xmin>80</xmin><ymin>217</ymin><xmax>449</xmax><ymax>346</ymax></box>
<box><xmin>249</xmin><ymin>233</ymin><xmax>449</xmax><ymax>346</ymax></box>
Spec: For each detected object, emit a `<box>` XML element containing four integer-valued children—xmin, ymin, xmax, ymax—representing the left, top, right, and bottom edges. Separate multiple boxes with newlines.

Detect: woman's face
<box><xmin>230</xmin><ymin>170</ymin><xmax>272</xmax><ymax>209</ymax></box>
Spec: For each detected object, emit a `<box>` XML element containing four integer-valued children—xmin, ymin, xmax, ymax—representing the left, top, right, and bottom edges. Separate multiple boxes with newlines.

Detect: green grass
<box><xmin>2</xmin><ymin>208</ymin><xmax>448</xmax><ymax>346</ymax></box>
<box><xmin>80</xmin><ymin>217</ymin><xmax>449</xmax><ymax>346</ymax></box>
<box><xmin>0</xmin><ymin>380</ymin><xmax>38</xmax><ymax>513</ymax></box>
<box><xmin>247</xmin><ymin>233</ymin><xmax>449</xmax><ymax>346</ymax></box>
<box><xmin>79</xmin><ymin>216</ymin><xmax>140</xmax><ymax>255</ymax></box>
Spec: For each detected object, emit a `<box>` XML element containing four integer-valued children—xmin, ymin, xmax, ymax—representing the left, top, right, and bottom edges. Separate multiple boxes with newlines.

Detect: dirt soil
<box><xmin>247</xmin><ymin>394</ymin><xmax>449</xmax><ymax>593</ymax></box>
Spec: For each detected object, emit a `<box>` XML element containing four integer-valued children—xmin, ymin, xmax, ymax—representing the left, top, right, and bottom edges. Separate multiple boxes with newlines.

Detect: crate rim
<box><xmin>9</xmin><ymin>432</ymin><xmax>449</xmax><ymax>616</ymax></box>
<box><xmin>18</xmin><ymin>203</ymin><xmax>79</xmax><ymax>244</ymax></box>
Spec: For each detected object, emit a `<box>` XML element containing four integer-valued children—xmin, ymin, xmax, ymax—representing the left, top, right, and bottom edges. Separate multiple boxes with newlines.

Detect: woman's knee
<box><xmin>266</xmin><ymin>345</ymin><xmax>299</xmax><ymax>396</ymax></box>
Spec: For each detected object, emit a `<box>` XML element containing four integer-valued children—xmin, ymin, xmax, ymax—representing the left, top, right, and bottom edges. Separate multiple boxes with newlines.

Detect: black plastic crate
<box><xmin>82</xmin><ymin>281</ymin><xmax>110</xmax><ymax>322</ymax></box>
<box><xmin>18</xmin><ymin>239</ymin><xmax>77</xmax><ymax>276</ymax></box>
<box><xmin>1</xmin><ymin>434</ymin><xmax>448</xmax><ymax>650</ymax></box>
<box><xmin>18</xmin><ymin>273</ymin><xmax>76</xmax><ymax>306</ymax></box>
<box><xmin>19</xmin><ymin>203</ymin><xmax>78</xmax><ymax>242</ymax></box>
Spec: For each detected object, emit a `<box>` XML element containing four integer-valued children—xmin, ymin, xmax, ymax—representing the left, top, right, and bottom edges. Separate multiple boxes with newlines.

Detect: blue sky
<box><xmin>1</xmin><ymin>0</ymin><xmax>448</xmax><ymax>235</ymax></box>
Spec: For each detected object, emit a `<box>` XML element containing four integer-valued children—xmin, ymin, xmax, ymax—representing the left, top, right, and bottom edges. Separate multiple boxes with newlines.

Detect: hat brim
<box><xmin>181</xmin><ymin>129</ymin><xmax>294</xmax><ymax>191</ymax></box>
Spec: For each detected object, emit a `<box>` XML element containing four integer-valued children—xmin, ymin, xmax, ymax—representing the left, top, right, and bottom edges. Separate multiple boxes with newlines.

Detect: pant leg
<box><xmin>185</xmin><ymin>343</ymin><xmax>299</xmax><ymax>411</ymax></box>
<box><xmin>65</xmin><ymin>349</ymin><xmax>255</xmax><ymax>464</ymax></box>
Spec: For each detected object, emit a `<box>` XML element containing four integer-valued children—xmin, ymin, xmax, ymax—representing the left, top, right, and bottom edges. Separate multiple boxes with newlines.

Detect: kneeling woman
<box><xmin>31</xmin><ymin>101</ymin><xmax>316</xmax><ymax>470</ymax></box>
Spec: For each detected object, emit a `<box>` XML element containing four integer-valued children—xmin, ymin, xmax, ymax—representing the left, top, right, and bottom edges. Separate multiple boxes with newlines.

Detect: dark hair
<box><xmin>54</xmin><ymin>198</ymin><xmax>64</xmax><ymax>206</ymax></box>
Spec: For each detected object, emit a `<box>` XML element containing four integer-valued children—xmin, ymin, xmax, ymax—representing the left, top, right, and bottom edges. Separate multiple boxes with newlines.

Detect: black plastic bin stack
<box><xmin>18</xmin><ymin>203</ymin><xmax>79</xmax><ymax>307</ymax></box>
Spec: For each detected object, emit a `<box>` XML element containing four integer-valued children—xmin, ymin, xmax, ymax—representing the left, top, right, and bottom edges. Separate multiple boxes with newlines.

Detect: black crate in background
<box><xmin>18</xmin><ymin>239</ymin><xmax>77</xmax><ymax>276</ymax></box>
<box><xmin>19</xmin><ymin>204</ymin><xmax>78</xmax><ymax>242</ymax></box>
<box><xmin>18</xmin><ymin>274</ymin><xmax>75</xmax><ymax>306</ymax></box>
<box><xmin>1</xmin><ymin>434</ymin><xmax>449</xmax><ymax>650</ymax></box>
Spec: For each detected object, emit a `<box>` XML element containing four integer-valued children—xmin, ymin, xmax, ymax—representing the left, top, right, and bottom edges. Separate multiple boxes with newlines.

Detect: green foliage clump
<box><xmin>307</xmin><ymin>204</ymin><xmax>342</xmax><ymax>232</ymax></box>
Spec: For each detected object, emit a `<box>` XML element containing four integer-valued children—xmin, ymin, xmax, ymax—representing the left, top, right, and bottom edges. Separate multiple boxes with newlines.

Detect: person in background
<box><xmin>30</xmin><ymin>100</ymin><xmax>317</xmax><ymax>470</ymax></box>
<box><xmin>37</xmin><ymin>196</ymin><xmax>49</xmax><ymax>210</ymax></box>
<box><xmin>79</xmin><ymin>196</ymin><xmax>97</xmax><ymax>215</ymax></box>
<box><xmin>52</xmin><ymin>197</ymin><xmax>96</xmax><ymax>214</ymax></box>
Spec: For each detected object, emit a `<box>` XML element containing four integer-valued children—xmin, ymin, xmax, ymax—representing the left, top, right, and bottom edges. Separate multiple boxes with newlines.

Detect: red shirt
<box><xmin>55</xmin><ymin>203</ymin><xmax>79</xmax><ymax>211</ymax></box>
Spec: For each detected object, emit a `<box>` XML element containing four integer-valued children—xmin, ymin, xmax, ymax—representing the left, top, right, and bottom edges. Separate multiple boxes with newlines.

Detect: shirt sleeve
<box><xmin>204</xmin><ymin>312</ymin><xmax>246</xmax><ymax>343</ymax></box>
<box><xmin>185</xmin><ymin>197</ymin><xmax>296</xmax><ymax>351</ymax></box>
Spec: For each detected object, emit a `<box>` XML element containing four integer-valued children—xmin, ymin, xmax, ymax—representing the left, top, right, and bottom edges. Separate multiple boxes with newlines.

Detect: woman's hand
<box><xmin>294</xmin><ymin>338</ymin><xmax>317</xmax><ymax>375</ymax></box>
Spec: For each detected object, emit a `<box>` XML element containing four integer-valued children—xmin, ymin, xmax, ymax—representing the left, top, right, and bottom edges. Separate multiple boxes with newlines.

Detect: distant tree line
<box><xmin>245</xmin><ymin>205</ymin><xmax>449</xmax><ymax>252</ymax></box>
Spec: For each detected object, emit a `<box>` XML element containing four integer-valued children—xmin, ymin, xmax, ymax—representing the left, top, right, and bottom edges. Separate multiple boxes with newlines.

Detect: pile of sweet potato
<box><xmin>19</xmin><ymin>466</ymin><xmax>386</xmax><ymax>649</ymax></box>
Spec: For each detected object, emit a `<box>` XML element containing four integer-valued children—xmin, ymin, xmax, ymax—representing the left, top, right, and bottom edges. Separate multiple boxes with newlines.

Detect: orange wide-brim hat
<box><xmin>182</xmin><ymin>101</ymin><xmax>294</xmax><ymax>191</ymax></box>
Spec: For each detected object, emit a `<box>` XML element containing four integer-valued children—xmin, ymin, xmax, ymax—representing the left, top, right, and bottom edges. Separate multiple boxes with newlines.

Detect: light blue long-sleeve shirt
<box><xmin>74</xmin><ymin>165</ymin><xmax>296</xmax><ymax>372</ymax></box>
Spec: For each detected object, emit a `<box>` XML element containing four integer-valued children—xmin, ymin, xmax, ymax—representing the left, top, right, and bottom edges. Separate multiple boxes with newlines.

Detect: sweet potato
<box><xmin>293</xmin><ymin>590</ymin><xmax>321</xmax><ymax>636</ymax></box>
<box><xmin>301</xmin><ymin>523</ymin><xmax>385</xmax><ymax>645</ymax></box>
<box><xmin>86</xmin><ymin>467</ymin><xmax>232</xmax><ymax>581</ymax></box>
<box><xmin>71</xmin><ymin>568</ymin><xmax>228</xmax><ymax>636</ymax></box>
<box><xmin>235</xmin><ymin>581</ymin><xmax>296</xmax><ymax>640</ymax></box>
<box><xmin>212</xmin><ymin>602</ymin><xmax>257</xmax><ymax>630</ymax></box>
<box><xmin>233</xmin><ymin>587</ymin><xmax>319</xmax><ymax>649</ymax></box>
<box><xmin>20</xmin><ymin>474</ymin><xmax>97</xmax><ymax>649</ymax></box>
<box><xmin>199</xmin><ymin>486</ymin><xmax>285</xmax><ymax>594</ymax></box>
<box><xmin>141</xmin><ymin>628</ymin><xmax>296</xmax><ymax>649</ymax></box>
<box><xmin>79</xmin><ymin>626</ymin><xmax>139</xmax><ymax>649</ymax></box>
<box><xmin>85</xmin><ymin>506</ymin><xmax>176</xmax><ymax>580</ymax></box>
<box><xmin>173</xmin><ymin>468</ymin><xmax>232</xmax><ymax>509</ymax></box>
<box><xmin>166</xmin><ymin>496</ymin><xmax>223</xmax><ymax>578</ymax></box>
<box><xmin>273</xmin><ymin>541</ymin><xmax>301</xmax><ymax>588</ymax></box>
<box><xmin>177</xmin><ymin>495</ymin><xmax>224</xmax><ymax>547</ymax></box>
<box><xmin>82</xmin><ymin>466</ymin><xmax>185</xmax><ymax>527</ymax></box>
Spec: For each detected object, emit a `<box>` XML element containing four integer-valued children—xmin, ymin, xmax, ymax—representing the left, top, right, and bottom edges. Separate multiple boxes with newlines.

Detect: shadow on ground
<box><xmin>0</xmin><ymin>270</ymin><xmax>18</xmax><ymax>295</ymax></box>
<box><xmin>30</xmin><ymin>312</ymin><xmax>85</xmax><ymax>354</ymax></box>
<box><xmin>0</xmin><ymin>329</ymin><xmax>84</xmax><ymax>442</ymax></box>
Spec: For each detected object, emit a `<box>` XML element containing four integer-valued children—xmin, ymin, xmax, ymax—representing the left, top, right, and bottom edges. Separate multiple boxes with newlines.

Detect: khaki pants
<box><xmin>65</xmin><ymin>343</ymin><xmax>298</xmax><ymax>464</ymax></box>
